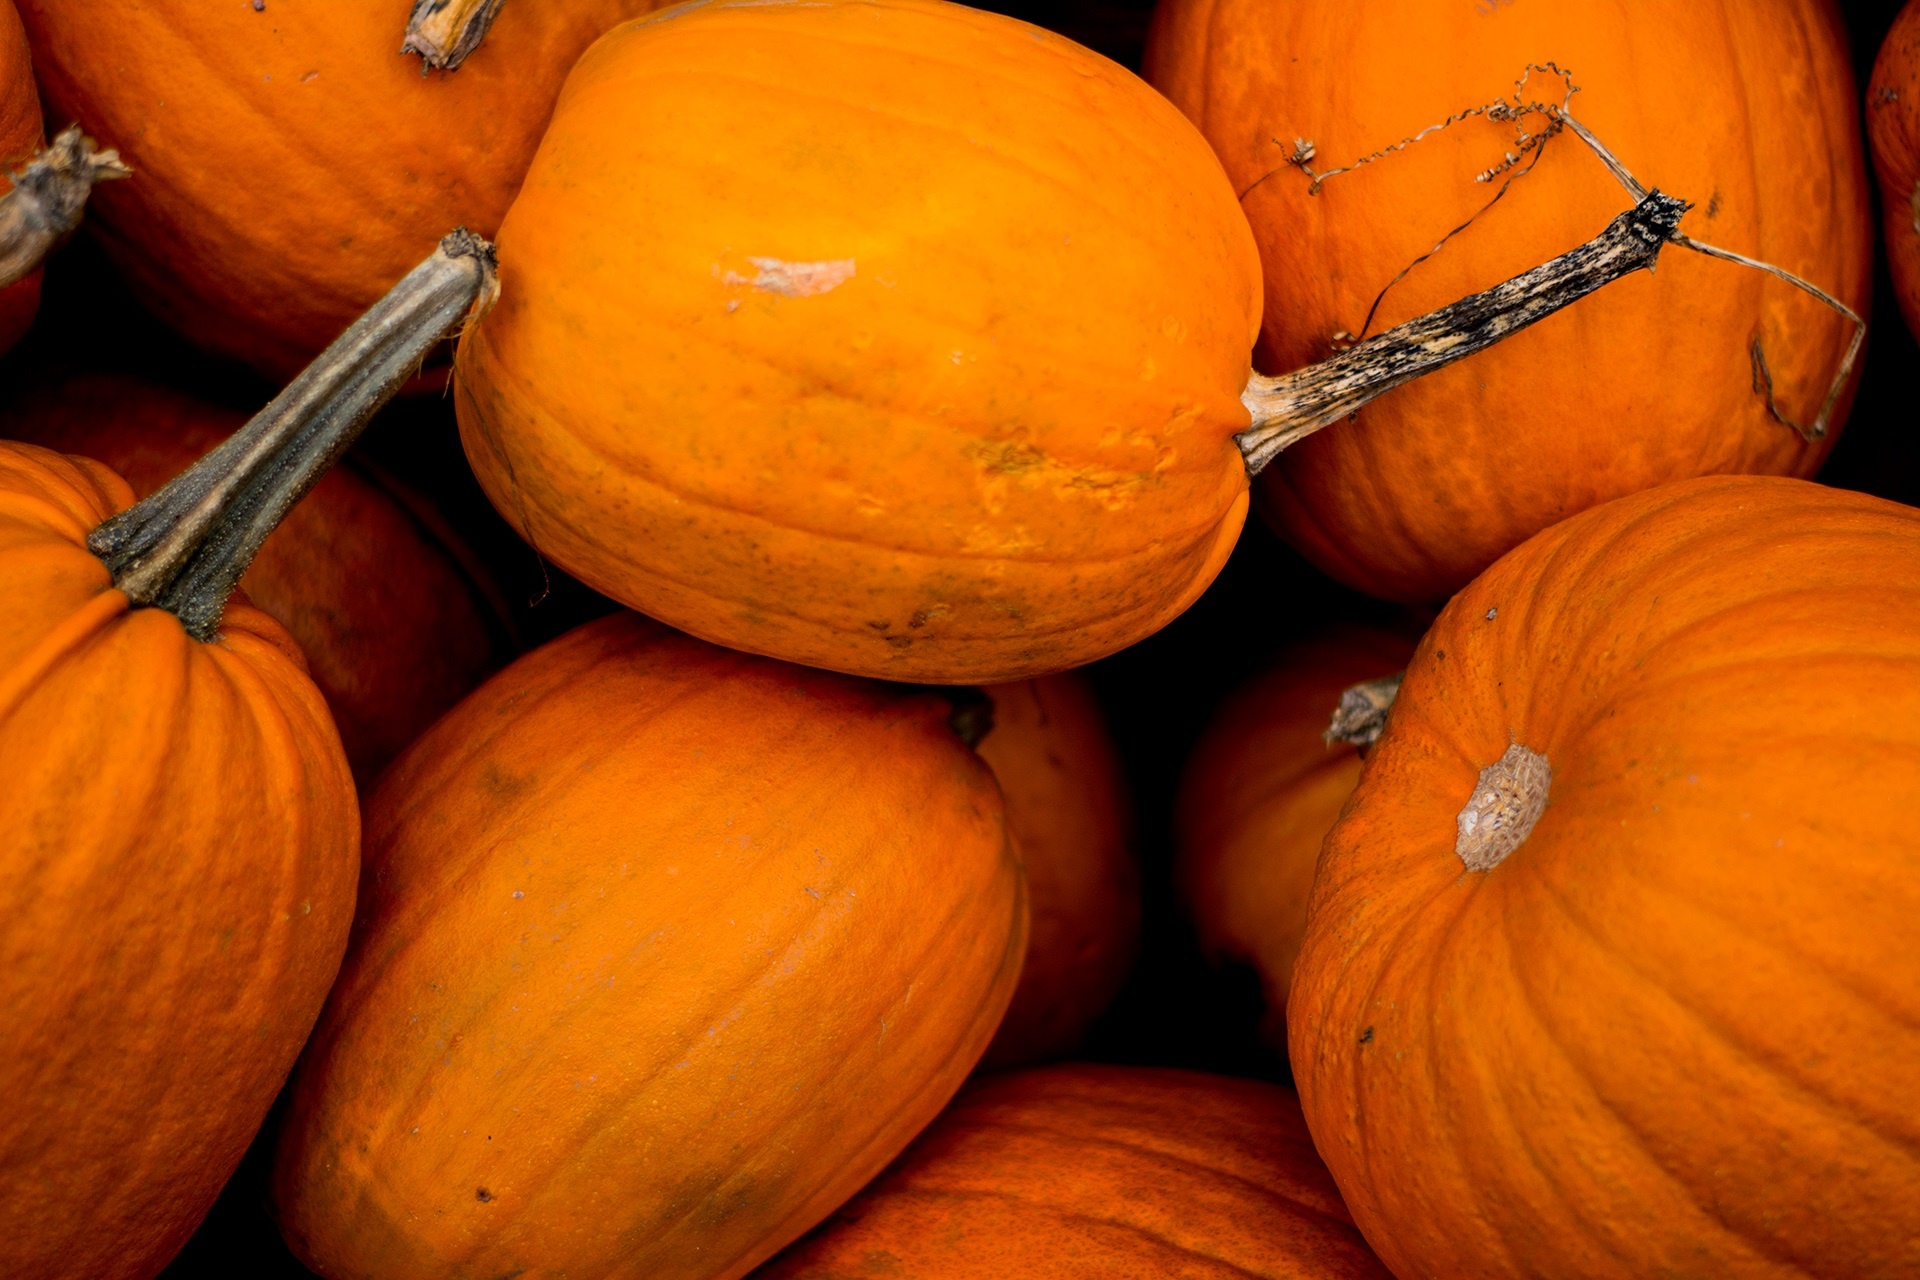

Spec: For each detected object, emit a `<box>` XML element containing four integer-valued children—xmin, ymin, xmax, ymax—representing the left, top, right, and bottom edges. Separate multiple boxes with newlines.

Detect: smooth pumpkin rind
<box><xmin>456</xmin><ymin>0</ymin><xmax>1261</xmax><ymax>682</ymax></box>
<box><xmin>1175</xmin><ymin>625</ymin><xmax>1415</xmax><ymax>1049</ymax></box>
<box><xmin>274</xmin><ymin>612</ymin><xmax>1027</xmax><ymax>1280</ymax></box>
<box><xmin>0</xmin><ymin>374</ymin><xmax>508</xmax><ymax>784</ymax></box>
<box><xmin>0</xmin><ymin>441</ymin><xmax>358</xmax><ymax>1280</ymax></box>
<box><xmin>757</xmin><ymin>1063</ymin><xmax>1394</xmax><ymax>1279</ymax></box>
<box><xmin>13</xmin><ymin>0</ymin><xmax>671</xmax><ymax>379</ymax></box>
<box><xmin>974</xmin><ymin>674</ymin><xmax>1137</xmax><ymax>1069</ymax></box>
<box><xmin>1290</xmin><ymin>475</ymin><xmax>1920</xmax><ymax>1279</ymax></box>
<box><xmin>1146</xmin><ymin>0</ymin><xmax>1870</xmax><ymax>602</ymax></box>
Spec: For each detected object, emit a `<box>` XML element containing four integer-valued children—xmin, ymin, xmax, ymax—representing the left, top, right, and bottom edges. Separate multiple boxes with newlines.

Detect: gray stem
<box><xmin>1238</xmin><ymin>190</ymin><xmax>1690</xmax><ymax>474</ymax></box>
<box><xmin>89</xmin><ymin>230</ymin><xmax>498</xmax><ymax>641</ymax></box>
<box><xmin>1324</xmin><ymin>673</ymin><xmax>1403</xmax><ymax>751</ymax></box>
<box><xmin>0</xmin><ymin>126</ymin><xmax>130</xmax><ymax>288</ymax></box>
<box><xmin>402</xmin><ymin>0</ymin><xmax>508</xmax><ymax>71</ymax></box>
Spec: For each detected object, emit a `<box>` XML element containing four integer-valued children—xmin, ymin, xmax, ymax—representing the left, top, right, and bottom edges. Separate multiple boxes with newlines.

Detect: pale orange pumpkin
<box><xmin>1291</xmin><ymin>475</ymin><xmax>1920</xmax><ymax>1278</ymax></box>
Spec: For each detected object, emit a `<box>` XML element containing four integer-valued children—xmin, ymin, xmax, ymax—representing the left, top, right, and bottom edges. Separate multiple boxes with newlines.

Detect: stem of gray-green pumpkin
<box><xmin>1237</xmin><ymin>189</ymin><xmax>1690</xmax><ymax>475</ymax></box>
<box><xmin>402</xmin><ymin>0</ymin><xmax>509</xmax><ymax>71</ymax></box>
<box><xmin>0</xmin><ymin>126</ymin><xmax>130</xmax><ymax>289</ymax></box>
<box><xmin>88</xmin><ymin>229</ymin><xmax>499</xmax><ymax>641</ymax></box>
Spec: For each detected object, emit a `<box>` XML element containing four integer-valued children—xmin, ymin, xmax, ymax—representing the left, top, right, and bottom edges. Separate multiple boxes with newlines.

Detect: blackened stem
<box><xmin>89</xmin><ymin>230</ymin><xmax>498</xmax><ymax>641</ymax></box>
<box><xmin>1238</xmin><ymin>190</ymin><xmax>1691</xmax><ymax>475</ymax></box>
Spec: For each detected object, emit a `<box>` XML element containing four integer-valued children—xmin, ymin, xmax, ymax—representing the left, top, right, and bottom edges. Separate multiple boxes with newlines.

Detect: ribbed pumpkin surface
<box><xmin>0</xmin><ymin>442</ymin><xmax>358</xmax><ymax>1280</ymax></box>
<box><xmin>1292</xmin><ymin>476</ymin><xmax>1920</xmax><ymax>1278</ymax></box>
<box><xmin>274</xmin><ymin>613</ymin><xmax>1027</xmax><ymax>1280</ymax></box>
<box><xmin>757</xmin><ymin>1063</ymin><xmax>1393</xmax><ymax>1278</ymax></box>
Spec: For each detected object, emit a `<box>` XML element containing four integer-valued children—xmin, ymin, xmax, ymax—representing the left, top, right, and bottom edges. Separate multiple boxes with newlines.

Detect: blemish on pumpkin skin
<box><xmin>717</xmin><ymin>256</ymin><xmax>855</xmax><ymax>298</ymax></box>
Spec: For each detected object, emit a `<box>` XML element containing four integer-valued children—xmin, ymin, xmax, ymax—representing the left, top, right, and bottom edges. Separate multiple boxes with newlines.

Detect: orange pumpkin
<box><xmin>272</xmin><ymin>613</ymin><xmax>1027</xmax><ymax>1280</ymax></box>
<box><xmin>1145</xmin><ymin>0</ymin><xmax>1871</xmax><ymax>602</ymax></box>
<box><xmin>14</xmin><ymin>0</ymin><xmax>667</xmax><ymax>380</ymax></box>
<box><xmin>1176</xmin><ymin>625</ymin><xmax>1414</xmax><ymax>1050</ymax></box>
<box><xmin>0</xmin><ymin>230</ymin><xmax>491</xmax><ymax>1280</ymax></box>
<box><xmin>756</xmin><ymin>1063</ymin><xmax>1393</xmax><ymax>1279</ymax></box>
<box><xmin>0</xmin><ymin>374</ymin><xmax>510</xmax><ymax>784</ymax></box>
<box><xmin>1290</xmin><ymin>475</ymin><xmax>1920</xmax><ymax>1278</ymax></box>
<box><xmin>1870</xmin><ymin>1</ymin><xmax>1920</xmax><ymax>341</ymax></box>
<box><xmin>0</xmin><ymin>0</ymin><xmax>45</xmax><ymax>353</ymax></box>
<box><xmin>974</xmin><ymin>674</ymin><xmax>1137</xmax><ymax>1070</ymax></box>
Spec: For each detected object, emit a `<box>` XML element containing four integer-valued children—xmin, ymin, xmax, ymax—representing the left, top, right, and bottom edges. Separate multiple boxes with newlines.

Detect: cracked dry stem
<box><xmin>403</xmin><ymin>0</ymin><xmax>509</xmax><ymax>71</ymax></box>
<box><xmin>0</xmin><ymin>126</ymin><xmax>129</xmax><ymax>289</ymax></box>
<box><xmin>1237</xmin><ymin>190</ymin><xmax>1690</xmax><ymax>475</ymax></box>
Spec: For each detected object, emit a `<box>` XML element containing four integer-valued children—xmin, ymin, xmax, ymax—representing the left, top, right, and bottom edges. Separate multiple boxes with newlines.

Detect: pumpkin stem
<box><xmin>0</xmin><ymin>126</ymin><xmax>130</xmax><ymax>288</ymax></box>
<box><xmin>1324</xmin><ymin>673</ymin><xmax>1402</xmax><ymax>752</ymax></box>
<box><xmin>402</xmin><ymin>0</ymin><xmax>508</xmax><ymax>72</ymax></box>
<box><xmin>88</xmin><ymin>230</ymin><xmax>499</xmax><ymax>641</ymax></box>
<box><xmin>1238</xmin><ymin>189</ymin><xmax>1688</xmax><ymax>474</ymax></box>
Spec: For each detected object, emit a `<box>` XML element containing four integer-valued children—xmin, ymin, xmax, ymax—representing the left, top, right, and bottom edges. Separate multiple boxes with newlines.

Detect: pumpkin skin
<box><xmin>1290</xmin><ymin>475</ymin><xmax>1920</xmax><ymax>1278</ymax></box>
<box><xmin>455</xmin><ymin>0</ymin><xmax>1261</xmax><ymax>683</ymax></box>
<box><xmin>12</xmin><ymin>0</ymin><xmax>668</xmax><ymax>381</ymax></box>
<box><xmin>0</xmin><ymin>0</ymin><xmax>43</xmax><ymax>354</ymax></box>
<box><xmin>975</xmin><ymin>674</ymin><xmax>1137</xmax><ymax>1070</ymax></box>
<box><xmin>0</xmin><ymin>375</ymin><xmax>508</xmax><ymax>785</ymax></box>
<box><xmin>756</xmin><ymin>1063</ymin><xmax>1393</xmax><ymax>1279</ymax></box>
<box><xmin>273</xmin><ymin>612</ymin><xmax>1027</xmax><ymax>1280</ymax></box>
<box><xmin>1175</xmin><ymin>625</ymin><xmax>1414</xmax><ymax>1051</ymax></box>
<box><xmin>1146</xmin><ymin>0</ymin><xmax>1870</xmax><ymax>603</ymax></box>
<box><xmin>0</xmin><ymin>442</ymin><xmax>358</xmax><ymax>1280</ymax></box>
<box><xmin>1870</xmin><ymin>1</ymin><xmax>1920</xmax><ymax>342</ymax></box>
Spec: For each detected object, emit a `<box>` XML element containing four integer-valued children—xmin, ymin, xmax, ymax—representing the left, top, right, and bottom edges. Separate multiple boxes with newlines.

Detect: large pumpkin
<box><xmin>1870</xmin><ymin>1</ymin><xmax>1920</xmax><ymax>342</ymax></box>
<box><xmin>1290</xmin><ymin>475</ymin><xmax>1920</xmax><ymax>1277</ymax></box>
<box><xmin>974</xmin><ymin>674</ymin><xmax>1137</xmax><ymax>1070</ymax></box>
<box><xmin>0</xmin><ymin>374</ymin><xmax>509</xmax><ymax>784</ymax></box>
<box><xmin>1145</xmin><ymin>0</ymin><xmax>1870</xmax><ymax>602</ymax></box>
<box><xmin>0</xmin><ymin>230</ymin><xmax>492</xmax><ymax>1280</ymax></box>
<box><xmin>272</xmin><ymin>613</ymin><xmax>1027</xmax><ymax>1280</ymax></box>
<box><xmin>1176</xmin><ymin>625</ymin><xmax>1414</xmax><ymax>1051</ymax></box>
<box><xmin>756</xmin><ymin>1063</ymin><xmax>1393</xmax><ymax>1279</ymax></box>
<box><xmin>14</xmin><ymin>0</ymin><xmax>667</xmax><ymax>379</ymax></box>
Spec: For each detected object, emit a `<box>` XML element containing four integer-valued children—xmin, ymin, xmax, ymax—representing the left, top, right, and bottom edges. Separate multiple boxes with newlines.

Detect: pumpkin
<box><xmin>1145</xmin><ymin>0</ymin><xmax>1871</xmax><ymax>603</ymax></box>
<box><xmin>271</xmin><ymin>612</ymin><xmax>1027</xmax><ymax>1280</ymax></box>
<box><xmin>454</xmin><ymin>0</ymin><xmax>1698</xmax><ymax>684</ymax></box>
<box><xmin>755</xmin><ymin>1063</ymin><xmax>1393</xmax><ymax>1279</ymax></box>
<box><xmin>14</xmin><ymin>0</ymin><xmax>667</xmax><ymax>380</ymax></box>
<box><xmin>1289</xmin><ymin>475</ymin><xmax>1920</xmax><ymax>1278</ymax></box>
<box><xmin>1176</xmin><ymin>625</ymin><xmax>1414</xmax><ymax>1051</ymax></box>
<box><xmin>0</xmin><ymin>233</ymin><xmax>495</xmax><ymax>1279</ymax></box>
<box><xmin>974</xmin><ymin>674</ymin><xmax>1137</xmax><ymax>1070</ymax></box>
<box><xmin>0</xmin><ymin>374</ymin><xmax>510</xmax><ymax>785</ymax></box>
<box><xmin>1870</xmin><ymin>1</ymin><xmax>1920</xmax><ymax>342</ymax></box>
<box><xmin>0</xmin><ymin>0</ymin><xmax>45</xmax><ymax>353</ymax></box>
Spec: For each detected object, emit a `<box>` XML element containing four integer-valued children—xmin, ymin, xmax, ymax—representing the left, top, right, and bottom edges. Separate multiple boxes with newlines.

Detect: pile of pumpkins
<box><xmin>2</xmin><ymin>0</ymin><xmax>1916</xmax><ymax>1276</ymax></box>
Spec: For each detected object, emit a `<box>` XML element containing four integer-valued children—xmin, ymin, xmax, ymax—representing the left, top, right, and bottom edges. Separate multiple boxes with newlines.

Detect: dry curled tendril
<box><xmin>1249</xmin><ymin>64</ymin><xmax>1862</xmax><ymax>443</ymax></box>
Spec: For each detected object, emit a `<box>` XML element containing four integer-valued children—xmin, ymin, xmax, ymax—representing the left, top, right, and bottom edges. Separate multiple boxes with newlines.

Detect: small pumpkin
<box><xmin>0</xmin><ymin>374</ymin><xmax>510</xmax><ymax>784</ymax></box>
<box><xmin>455</xmin><ymin>0</ymin><xmax>1700</xmax><ymax>683</ymax></box>
<box><xmin>1145</xmin><ymin>0</ymin><xmax>1870</xmax><ymax>602</ymax></box>
<box><xmin>756</xmin><ymin>1063</ymin><xmax>1393</xmax><ymax>1279</ymax></box>
<box><xmin>272</xmin><ymin>613</ymin><xmax>1027</xmax><ymax>1280</ymax></box>
<box><xmin>1176</xmin><ymin>625</ymin><xmax>1414</xmax><ymax>1051</ymax></box>
<box><xmin>974</xmin><ymin>674</ymin><xmax>1137</xmax><ymax>1070</ymax></box>
<box><xmin>0</xmin><ymin>234</ymin><xmax>494</xmax><ymax>1279</ymax></box>
<box><xmin>14</xmin><ymin>0</ymin><xmax>667</xmax><ymax>380</ymax></box>
<box><xmin>1291</xmin><ymin>475</ymin><xmax>1920</xmax><ymax>1278</ymax></box>
<box><xmin>1870</xmin><ymin>1</ymin><xmax>1920</xmax><ymax>342</ymax></box>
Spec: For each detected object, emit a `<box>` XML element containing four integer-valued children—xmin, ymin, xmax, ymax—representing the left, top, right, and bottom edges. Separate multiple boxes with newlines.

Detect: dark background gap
<box><xmin>0</xmin><ymin>1</ymin><xmax>1903</xmax><ymax>1273</ymax></box>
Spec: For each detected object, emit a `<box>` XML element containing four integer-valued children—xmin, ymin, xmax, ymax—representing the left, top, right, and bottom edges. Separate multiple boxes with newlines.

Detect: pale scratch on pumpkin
<box><xmin>719</xmin><ymin>256</ymin><xmax>856</xmax><ymax>298</ymax></box>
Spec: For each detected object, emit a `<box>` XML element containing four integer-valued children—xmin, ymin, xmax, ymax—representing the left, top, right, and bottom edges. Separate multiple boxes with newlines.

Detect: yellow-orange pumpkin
<box><xmin>1291</xmin><ymin>475</ymin><xmax>1920</xmax><ymax>1277</ymax></box>
<box><xmin>1870</xmin><ymin>1</ymin><xmax>1920</xmax><ymax>341</ymax></box>
<box><xmin>14</xmin><ymin>0</ymin><xmax>668</xmax><ymax>379</ymax></box>
<box><xmin>756</xmin><ymin>1063</ymin><xmax>1393</xmax><ymax>1279</ymax></box>
<box><xmin>0</xmin><ymin>441</ymin><xmax>357</xmax><ymax>1279</ymax></box>
<box><xmin>1176</xmin><ymin>625</ymin><xmax>1414</xmax><ymax>1050</ymax></box>
<box><xmin>0</xmin><ymin>374</ymin><xmax>509</xmax><ymax>784</ymax></box>
<box><xmin>1145</xmin><ymin>0</ymin><xmax>1870</xmax><ymax>602</ymax></box>
<box><xmin>974</xmin><ymin>674</ymin><xmax>1137</xmax><ymax>1070</ymax></box>
<box><xmin>272</xmin><ymin>613</ymin><xmax>1027</xmax><ymax>1280</ymax></box>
